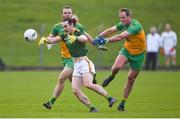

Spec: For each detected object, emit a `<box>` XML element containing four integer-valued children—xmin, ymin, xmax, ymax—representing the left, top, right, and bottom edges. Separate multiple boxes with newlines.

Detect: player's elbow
<box><xmin>77</xmin><ymin>35</ymin><xmax>88</xmax><ymax>43</ymax></box>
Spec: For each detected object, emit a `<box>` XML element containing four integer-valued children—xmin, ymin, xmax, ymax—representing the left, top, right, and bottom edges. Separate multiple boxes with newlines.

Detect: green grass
<box><xmin>0</xmin><ymin>0</ymin><xmax>180</xmax><ymax>66</ymax></box>
<box><xmin>0</xmin><ymin>71</ymin><xmax>180</xmax><ymax>118</ymax></box>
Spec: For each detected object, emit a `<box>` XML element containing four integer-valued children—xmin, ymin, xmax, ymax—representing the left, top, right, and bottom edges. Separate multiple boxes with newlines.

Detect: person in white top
<box><xmin>145</xmin><ymin>26</ymin><xmax>162</xmax><ymax>71</ymax></box>
<box><xmin>161</xmin><ymin>23</ymin><xmax>177</xmax><ymax>70</ymax></box>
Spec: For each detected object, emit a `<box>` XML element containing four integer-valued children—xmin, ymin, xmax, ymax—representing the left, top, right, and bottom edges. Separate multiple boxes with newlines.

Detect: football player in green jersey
<box><xmin>44</xmin><ymin>18</ymin><xmax>116</xmax><ymax>112</ymax></box>
<box><xmin>40</xmin><ymin>6</ymin><xmax>97</xmax><ymax>110</ymax></box>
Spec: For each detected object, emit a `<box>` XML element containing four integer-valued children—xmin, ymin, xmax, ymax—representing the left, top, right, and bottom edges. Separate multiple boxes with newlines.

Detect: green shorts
<box><xmin>119</xmin><ymin>47</ymin><xmax>145</xmax><ymax>70</ymax></box>
<box><xmin>62</xmin><ymin>57</ymin><xmax>74</xmax><ymax>69</ymax></box>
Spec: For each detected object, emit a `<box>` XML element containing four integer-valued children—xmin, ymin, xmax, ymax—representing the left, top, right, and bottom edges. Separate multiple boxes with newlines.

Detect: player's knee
<box><xmin>84</xmin><ymin>82</ymin><xmax>92</xmax><ymax>89</ymax></box>
<box><xmin>111</xmin><ymin>65</ymin><xmax>121</xmax><ymax>72</ymax></box>
<box><xmin>58</xmin><ymin>77</ymin><xmax>66</xmax><ymax>84</ymax></box>
<box><xmin>83</xmin><ymin>81</ymin><xmax>94</xmax><ymax>89</ymax></box>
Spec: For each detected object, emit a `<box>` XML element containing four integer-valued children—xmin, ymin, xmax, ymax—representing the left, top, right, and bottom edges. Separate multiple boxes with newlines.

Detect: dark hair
<box><xmin>63</xmin><ymin>18</ymin><xmax>77</xmax><ymax>26</ymax></box>
<box><xmin>61</xmin><ymin>6</ymin><xmax>72</xmax><ymax>13</ymax></box>
<box><xmin>63</xmin><ymin>6</ymin><xmax>71</xmax><ymax>9</ymax></box>
<box><xmin>120</xmin><ymin>8</ymin><xmax>132</xmax><ymax>16</ymax></box>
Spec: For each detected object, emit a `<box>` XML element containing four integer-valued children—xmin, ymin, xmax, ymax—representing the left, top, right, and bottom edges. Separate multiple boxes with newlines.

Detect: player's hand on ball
<box><xmin>67</xmin><ymin>34</ymin><xmax>77</xmax><ymax>43</ymax></box>
<box><xmin>38</xmin><ymin>37</ymin><xmax>49</xmax><ymax>46</ymax></box>
<box><xmin>92</xmin><ymin>36</ymin><xmax>108</xmax><ymax>46</ymax></box>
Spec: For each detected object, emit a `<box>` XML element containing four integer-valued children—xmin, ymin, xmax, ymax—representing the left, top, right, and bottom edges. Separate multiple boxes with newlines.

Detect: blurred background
<box><xmin>0</xmin><ymin>0</ymin><xmax>179</xmax><ymax>69</ymax></box>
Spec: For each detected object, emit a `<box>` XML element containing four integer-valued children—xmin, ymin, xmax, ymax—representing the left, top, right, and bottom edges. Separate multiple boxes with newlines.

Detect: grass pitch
<box><xmin>0</xmin><ymin>71</ymin><xmax>180</xmax><ymax>118</ymax></box>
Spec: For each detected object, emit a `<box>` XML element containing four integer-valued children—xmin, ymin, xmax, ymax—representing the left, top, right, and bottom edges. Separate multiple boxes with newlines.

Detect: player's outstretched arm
<box><xmin>108</xmin><ymin>31</ymin><xmax>129</xmax><ymax>43</ymax></box>
<box><xmin>47</xmin><ymin>35</ymin><xmax>62</xmax><ymax>43</ymax></box>
<box><xmin>85</xmin><ymin>32</ymin><xmax>93</xmax><ymax>43</ymax></box>
<box><xmin>38</xmin><ymin>34</ymin><xmax>62</xmax><ymax>46</ymax></box>
<box><xmin>99</xmin><ymin>26</ymin><xmax>117</xmax><ymax>37</ymax></box>
<box><xmin>97</xmin><ymin>25</ymin><xmax>129</xmax><ymax>43</ymax></box>
<box><xmin>85</xmin><ymin>32</ymin><xmax>108</xmax><ymax>51</ymax></box>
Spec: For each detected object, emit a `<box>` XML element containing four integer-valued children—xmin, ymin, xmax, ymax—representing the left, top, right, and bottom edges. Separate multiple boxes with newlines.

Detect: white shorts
<box><xmin>164</xmin><ymin>49</ymin><xmax>176</xmax><ymax>57</ymax></box>
<box><xmin>73</xmin><ymin>57</ymin><xmax>95</xmax><ymax>77</ymax></box>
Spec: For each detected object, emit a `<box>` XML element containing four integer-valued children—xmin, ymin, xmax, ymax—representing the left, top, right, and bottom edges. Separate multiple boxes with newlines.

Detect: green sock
<box><xmin>88</xmin><ymin>104</ymin><xmax>96</xmax><ymax>109</ymax></box>
<box><xmin>105</xmin><ymin>94</ymin><xmax>112</xmax><ymax>101</ymax></box>
<box><xmin>110</xmin><ymin>74</ymin><xmax>115</xmax><ymax>79</ymax></box>
<box><xmin>121</xmin><ymin>98</ymin><xmax>126</xmax><ymax>103</ymax></box>
<box><xmin>49</xmin><ymin>97</ymin><xmax>56</xmax><ymax>105</ymax></box>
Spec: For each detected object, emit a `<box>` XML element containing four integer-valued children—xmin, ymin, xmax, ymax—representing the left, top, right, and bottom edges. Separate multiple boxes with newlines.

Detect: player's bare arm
<box><xmin>108</xmin><ymin>31</ymin><xmax>129</xmax><ymax>43</ymax></box>
<box><xmin>77</xmin><ymin>35</ymin><xmax>88</xmax><ymax>43</ymax></box>
<box><xmin>47</xmin><ymin>34</ymin><xmax>62</xmax><ymax>43</ymax></box>
<box><xmin>99</xmin><ymin>26</ymin><xmax>117</xmax><ymax>37</ymax></box>
<box><xmin>85</xmin><ymin>32</ymin><xmax>94</xmax><ymax>43</ymax></box>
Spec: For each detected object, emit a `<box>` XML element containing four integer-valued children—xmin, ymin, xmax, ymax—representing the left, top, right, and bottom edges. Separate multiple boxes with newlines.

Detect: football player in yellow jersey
<box><xmin>41</xmin><ymin>6</ymin><xmax>97</xmax><ymax>110</ymax></box>
<box><xmin>93</xmin><ymin>8</ymin><xmax>146</xmax><ymax>111</ymax></box>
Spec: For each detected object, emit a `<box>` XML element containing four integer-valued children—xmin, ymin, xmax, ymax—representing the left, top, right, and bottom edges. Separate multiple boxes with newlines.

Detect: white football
<box><xmin>24</xmin><ymin>29</ymin><xmax>37</xmax><ymax>42</ymax></box>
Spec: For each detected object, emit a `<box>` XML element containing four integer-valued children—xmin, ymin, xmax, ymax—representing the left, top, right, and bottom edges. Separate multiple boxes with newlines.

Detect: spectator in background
<box><xmin>145</xmin><ymin>26</ymin><xmax>162</xmax><ymax>71</ymax></box>
<box><xmin>161</xmin><ymin>23</ymin><xmax>177</xmax><ymax>70</ymax></box>
<box><xmin>0</xmin><ymin>57</ymin><xmax>5</xmax><ymax>71</ymax></box>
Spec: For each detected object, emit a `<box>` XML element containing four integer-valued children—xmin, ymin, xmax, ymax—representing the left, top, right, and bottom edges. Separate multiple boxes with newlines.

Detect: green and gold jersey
<box><xmin>51</xmin><ymin>22</ymin><xmax>85</xmax><ymax>58</ymax></box>
<box><xmin>116</xmin><ymin>19</ymin><xmax>146</xmax><ymax>55</ymax></box>
<box><xmin>62</xmin><ymin>29</ymin><xmax>88</xmax><ymax>57</ymax></box>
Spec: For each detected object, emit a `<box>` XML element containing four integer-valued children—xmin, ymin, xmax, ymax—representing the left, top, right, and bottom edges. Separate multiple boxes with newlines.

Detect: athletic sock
<box><xmin>88</xmin><ymin>104</ymin><xmax>96</xmax><ymax>109</ymax></box>
<box><xmin>121</xmin><ymin>98</ymin><xmax>126</xmax><ymax>105</ymax></box>
<box><xmin>49</xmin><ymin>97</ymin><xmax>56</xmax><ymax>105</ymax></box>
<box><xmin>105</xmin><ymin>94</ymin><xmax>112</xmax><ymax>102</ymax></box>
